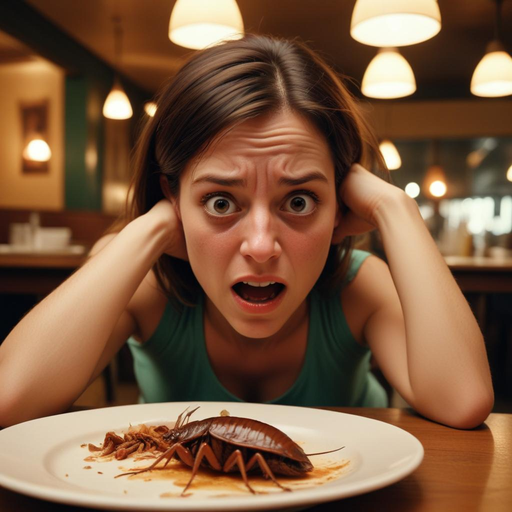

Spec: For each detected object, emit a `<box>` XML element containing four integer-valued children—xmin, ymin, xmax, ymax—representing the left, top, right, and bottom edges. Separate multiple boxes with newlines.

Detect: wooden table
<box><xmin>445</xmin><ymin>255</ymin><xmax>512</xmax><ymax>293</ymax></box>
<box><xmin>0</xmin><ymin>251</ymin><xmax>86</xmax><ymax>295</ymax></box>
<box><xmin>0</xmin><ymin>407</ymin><xmax>510</xmax><ymax>511</ymax></box>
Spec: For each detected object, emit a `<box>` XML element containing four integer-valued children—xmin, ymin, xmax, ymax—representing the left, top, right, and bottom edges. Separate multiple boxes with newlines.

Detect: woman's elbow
<box><xmin>445</xmin><ymin>388</ymin><xmax>494</xmax><ymax>430</ymax></box>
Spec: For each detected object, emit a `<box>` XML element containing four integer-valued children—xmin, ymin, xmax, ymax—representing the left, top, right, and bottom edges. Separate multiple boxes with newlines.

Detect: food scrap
<box><xmin>86</xmin><ymin>424</ymin><xmax>170</xmax><ymax>461</ymax></box>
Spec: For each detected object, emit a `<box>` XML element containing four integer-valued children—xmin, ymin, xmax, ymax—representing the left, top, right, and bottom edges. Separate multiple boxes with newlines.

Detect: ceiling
<box><xmin>0</xmin><ymin>30</ymin><xmax>38</xmax><ymax>65</ymax></box>
<box><xmin>15</xmin><ymin>0</ymin><xmax>512</xmax><ymax>99</ymax></box>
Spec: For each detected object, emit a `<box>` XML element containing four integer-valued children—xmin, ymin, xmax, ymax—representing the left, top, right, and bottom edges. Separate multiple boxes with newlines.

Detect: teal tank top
<box><xmin>127</xmin><ymin>249</ymin><xmax>388</xmax><ymax>407</ymax></box>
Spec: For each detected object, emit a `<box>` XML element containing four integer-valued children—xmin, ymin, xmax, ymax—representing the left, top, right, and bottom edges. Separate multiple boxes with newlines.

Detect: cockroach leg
<box><xmin>246</xmin><ymin>452</ymin><xmax>292</xmax><ymax>492</ymax></box>
<box><xmin>222</xmin><ymin>449</ymin><xmax>258</xmax><ymax>494</ymax></box>
<box><xmin>182</xmin><ymin>442</ymin><xmax>223</xmax><ymax>495</ymax></box>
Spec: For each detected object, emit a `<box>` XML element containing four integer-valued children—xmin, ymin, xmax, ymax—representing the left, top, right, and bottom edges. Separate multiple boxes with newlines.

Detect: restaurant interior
<box><xmin>0</xmin><ymin>0</ymin><xmax>511</xmax><ymax>413</ymax></box>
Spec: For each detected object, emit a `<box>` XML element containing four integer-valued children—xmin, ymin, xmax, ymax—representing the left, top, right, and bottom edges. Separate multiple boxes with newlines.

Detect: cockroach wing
<box><xmin>208</xmin><ymin>417</ymin><xmax>311</xmax><ymax>463</ymax></box>
<box><xmin>175</xmin><ymin>419</ymin><xmax>214</xmax><ymax>442</ymax></box>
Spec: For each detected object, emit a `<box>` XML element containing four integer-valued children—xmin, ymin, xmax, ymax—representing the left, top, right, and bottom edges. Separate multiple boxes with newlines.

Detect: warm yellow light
<box><xmin>362</xmin><ymin>48</ymin><xmax>416</xmax><ymax>99</ymax></box>
<box><xmin>379</xmin><ymin>139</ymin><xmax>402</xmax><ymax>170</ymax></box>
<box><xmin>351</xmin><ymin>0</ymin><xmax>441</xmax><ymax>47</ymax></box>
<box><xmin>144</xmin><ymin>102</ymin><xmax>157</xmax><ymax>117</ymax></box>
<box><xmin>169</xmin><ymin>0</ymin><xmax>244</xmax><ymax>50</ymax></box>
<box><xmin>405</xmin><ymin>182</ymin><xmax>420</xmax><ymax>198</ymax></box>
<box><xmin>507</xmin><ymin>164</ymin><xmax>512</xmax><ymax>182</ymax></box>
<box><xmin>423</xmin><ymin>163</ymin><xmax>447</xmax><ymax>199</ymax></box>
<box><xmin>471</xmin><ymin>42</ymin><xmax>512</xmax><ymax>97</ymax></box>
<box><xmin>429</xmin><ymin>180</ymin><xmax>446</xmax><ymax>198</ymax></box>
<box><xmin>103</xmin><ymin>80</ymin><xmax>133</xmax><ymax>119</ymax></box>
<box><xmin>23</xmin><ymin>138</ymin><xmax>51</xmax><ymax>162</ymax></box>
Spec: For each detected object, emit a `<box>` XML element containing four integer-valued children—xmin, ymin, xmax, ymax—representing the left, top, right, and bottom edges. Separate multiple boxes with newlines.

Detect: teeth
<box><xmin>242</xmin><ymin>281</ymin><xmax>276</xmax><ymax>287</ymax></box>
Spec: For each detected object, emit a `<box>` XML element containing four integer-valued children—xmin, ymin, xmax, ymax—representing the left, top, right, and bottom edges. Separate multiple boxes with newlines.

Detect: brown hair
<box><xmin>127</xmin><ymin>34</ymin><xmax>386</xmax><ymax>307</ymax></box>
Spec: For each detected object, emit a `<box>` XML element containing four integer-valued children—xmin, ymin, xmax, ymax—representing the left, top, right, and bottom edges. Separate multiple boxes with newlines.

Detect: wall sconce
<box><xmin>20</xmin><ymin>100</ymin><xmax>51</xmax><ymax>173</ymax></box>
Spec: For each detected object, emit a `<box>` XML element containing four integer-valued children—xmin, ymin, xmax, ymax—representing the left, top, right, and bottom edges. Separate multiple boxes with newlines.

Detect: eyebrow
<box><xmin>192</xmin><ymin>175</ymin><xmax>246</xmax><ymax>187</ymax></box>
<box><xmin>277</xmin><ymin>171</ymin><xmax>329</xmax><ymax>186</ymax></box>
<box><xmin>192</xmin><ymin>171</ymin><xmax>328</xmax><ymax>187</ymax></box>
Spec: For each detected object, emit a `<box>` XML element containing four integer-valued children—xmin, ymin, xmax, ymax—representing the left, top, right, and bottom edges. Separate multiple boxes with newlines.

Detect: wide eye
<box><xmin>283</xmin><ymin>194</ymin><xmax>317</xmax><ymax>215</ymax></box>
<box><xmin>204</xmin><ymin>195</ymin><xmax>237</xmax><ymax>215</ymax></box>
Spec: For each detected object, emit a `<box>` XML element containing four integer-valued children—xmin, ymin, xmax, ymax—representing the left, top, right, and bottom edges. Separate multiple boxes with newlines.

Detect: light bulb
<box><xmin>405</xmin><ymin>182</ymin><xmax>420</xmax><ymax>198</ymax></box>
<box><xmin>23</xmin><ymin>138</ymin><xmax>51</xmax><ymax>162</ymax></box>
<box><xmin>429</xmin><ymin>180</ymin><xmax>447</xmax><ymax>198</ymax></box>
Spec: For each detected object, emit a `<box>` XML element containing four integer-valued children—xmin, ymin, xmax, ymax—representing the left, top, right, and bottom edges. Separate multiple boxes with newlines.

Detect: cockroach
<box><xmin>117</xmin><ymin>406</ymin><xmax>343</xmax><ymax>495</ymax></box>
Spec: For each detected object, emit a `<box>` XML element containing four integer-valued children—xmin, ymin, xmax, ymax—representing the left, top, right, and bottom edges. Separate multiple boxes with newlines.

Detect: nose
<box><xmin>239</xmin><ymin>206</ymin><xmax>282</xmax><ymax>263</ymax></box>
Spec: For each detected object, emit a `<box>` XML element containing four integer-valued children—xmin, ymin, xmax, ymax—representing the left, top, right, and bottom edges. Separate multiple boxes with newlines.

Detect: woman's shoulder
<box><xmin>343</xmin><ymin>251</ymin><xmax>391</xmax><ymax>303</ymax></box>
<box><xmin>344</xmin><ymin>249</ymin><xmax>372</xmax><ymax>285</ymax></box>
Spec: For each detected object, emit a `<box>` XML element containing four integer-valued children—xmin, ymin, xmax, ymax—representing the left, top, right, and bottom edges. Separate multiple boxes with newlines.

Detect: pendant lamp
<box><xmin>362</xmin><ymin>48</ymin><xmax>416</xmax><ymax>99</ymax></box>
<box><xmin>103</xmin><ymin>79</ymin><xmax>133</xmax><ymax>120</ymax></box>
<box><xmin>379</xmin><ymin>139</ymin><xmax>402</xmax><ymax>170</ymax></box>
<box><xmin>423</xmin><ymin>141</ymin><xmax>447</xmax><ymax>199</ymax></box>
<box><xmin>351</xmin><ymin>0</ymin><xmax>441</xmax><ymax>47</ymax></box>
<box><xmin>471</xmin><ymin>0</ymin><xmax>512</xmax><ymax>97</ymax></box>
<box><xmin>169</xmin><ymin>0</ymin><xmax>244</xmax><ymax>50</ymax></box>
<box><xmin>103</xmin><ymin>17</ymin><xmax>133</xmax><ymax>120</ymax></box>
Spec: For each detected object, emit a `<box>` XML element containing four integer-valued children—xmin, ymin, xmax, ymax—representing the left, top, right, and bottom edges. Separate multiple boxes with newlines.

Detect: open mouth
<box><xmin>232</xmin><ymin>281</ymin><xmax>286</xmax><ymax>303</ymax></box>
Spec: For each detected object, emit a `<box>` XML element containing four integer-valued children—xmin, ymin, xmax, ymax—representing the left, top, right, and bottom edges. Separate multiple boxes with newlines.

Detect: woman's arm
<box><xmin>337</xmin><ymin>164</ymin><xmax>494</xmax><ymax>429</ymax></box>
<box><xmin>0</xmin><ymin>200</ymin><xmax>184</xmax><ymax>426</ymax></box>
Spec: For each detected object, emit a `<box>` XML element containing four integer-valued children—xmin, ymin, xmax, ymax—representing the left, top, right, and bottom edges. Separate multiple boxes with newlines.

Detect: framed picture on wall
<box><xmin>20</xmin><ymin>100</ymin><xmax>51</xmax><ymax>173</ymax></box>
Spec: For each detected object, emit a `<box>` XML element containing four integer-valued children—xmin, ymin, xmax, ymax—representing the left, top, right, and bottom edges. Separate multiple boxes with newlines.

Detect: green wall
<box><xmin>0</xmin><ymin>0</ymin><xmax>149</xmax><ymax>211</ymax></box>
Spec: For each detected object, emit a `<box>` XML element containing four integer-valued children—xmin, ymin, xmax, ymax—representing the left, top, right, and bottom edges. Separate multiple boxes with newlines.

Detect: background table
<box><xmin>444</xmin><ymin>255</ymin><xmax>512</xmax><ymax>293</ymax></box>
<box><xmin>0</xmin><ymin>407</ymin><xmax>510</xmax><ymax>511</ymax></box>
<box><xmin>0</xmin><ymin>251</ymin><xmax>86</xmax><ymax>296</ymax></box>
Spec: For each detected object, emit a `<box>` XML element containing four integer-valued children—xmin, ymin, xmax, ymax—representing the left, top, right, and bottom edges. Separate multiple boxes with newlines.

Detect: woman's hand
<box><xmin>335</xmin><ymin>163</ymin><xmax>405</xmax><ymax>239</ymax></box>
<box><xmin>143</xmin><ymin>199</ymin><xmax>188</xmax><ymax>261</ymax></box>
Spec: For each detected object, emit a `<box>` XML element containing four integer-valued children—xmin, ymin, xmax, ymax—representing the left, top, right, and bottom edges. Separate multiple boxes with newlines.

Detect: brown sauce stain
<box><xmin>116</xmin><ymin>458</ymin><xmax>351</xmax><ymax>496</ymax></box>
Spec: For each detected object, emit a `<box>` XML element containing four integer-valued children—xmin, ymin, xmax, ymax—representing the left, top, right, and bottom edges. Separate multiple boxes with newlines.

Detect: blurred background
<box><xmin>0</xmin><ymin>0</ymin><xmax>511</xmax><ymax>411</ymax></box>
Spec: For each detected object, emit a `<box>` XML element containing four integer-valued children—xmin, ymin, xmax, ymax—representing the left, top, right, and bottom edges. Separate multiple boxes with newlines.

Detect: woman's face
<box><xmin>178</xmin><ymin>110</ymin><xmax>340</xmax><ymax>338</ymax></box>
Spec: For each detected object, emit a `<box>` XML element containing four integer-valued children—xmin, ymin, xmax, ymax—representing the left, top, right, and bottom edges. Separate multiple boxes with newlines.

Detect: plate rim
<box><xmin>0</xmin><ymin>402</ymin><xmax>424</xmax><ymax>511</ymax></box>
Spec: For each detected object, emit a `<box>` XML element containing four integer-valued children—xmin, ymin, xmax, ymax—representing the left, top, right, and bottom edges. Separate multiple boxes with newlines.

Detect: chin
<box><xmin>229</xmin><ymin>317</ymin><xmax>286</xmax><ymax>340</ymax></box>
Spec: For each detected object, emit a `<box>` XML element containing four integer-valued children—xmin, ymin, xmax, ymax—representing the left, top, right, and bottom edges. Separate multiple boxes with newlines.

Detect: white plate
<box><xmin>0</xmin><ymin>402</ymin><xmax>423</xmax><ymax>510</ymax></box>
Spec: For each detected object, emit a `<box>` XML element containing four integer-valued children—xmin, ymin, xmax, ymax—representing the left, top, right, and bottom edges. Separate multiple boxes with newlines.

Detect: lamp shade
<box><xmin>103</xmin><ymin>79</ymin><xmax>133</xmax><ymax>120</ymax></box>
<box><xmin>169</xmin><ymin>0</ymin><xmax>244</xmax><ymax>50</ymax></box>
<box><xmin>470</xmin><ymin>41</ymin><xmax>512</xmax><ymax>97</ymax></box>
<box><xmin>362</xmin><ymin>48</ymin><xmax>416</xmax><ymax>99</ymax></box>
<box><xmin>351</xmin><ymin>0</ymin><xmax>441</xmax><ymax>47</ymax></box>
<box><xmin>379</xmin><ymin>139</ymin><xmax>402</xmax><ymax>170</ymax></box>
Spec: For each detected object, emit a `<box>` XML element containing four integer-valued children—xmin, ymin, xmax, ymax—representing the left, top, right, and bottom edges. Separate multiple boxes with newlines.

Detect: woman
<box><xmin>0</xmin><ymin>35</ymin><xmax>493</xmax><ymax>428</ymax></box>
